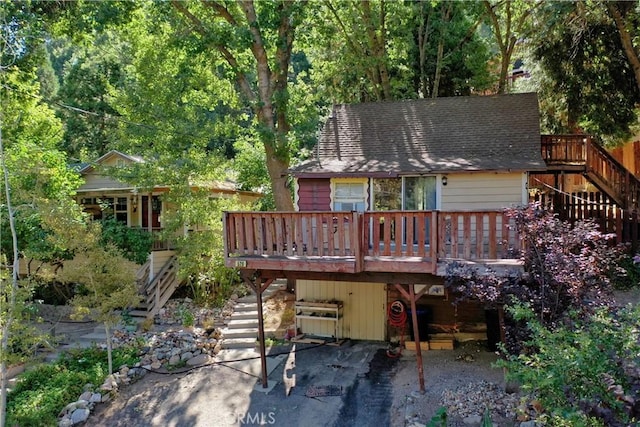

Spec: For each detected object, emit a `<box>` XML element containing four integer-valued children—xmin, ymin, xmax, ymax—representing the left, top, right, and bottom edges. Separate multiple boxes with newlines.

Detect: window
<box><xmin>333</xmin><ymin>182</ymin><xmax>366</xmax><ymax>212</ymax></box>
<box><xmin>373</xmin><ymin>176</ymin><xmax>437</xmax><ymax>211</ymax></box>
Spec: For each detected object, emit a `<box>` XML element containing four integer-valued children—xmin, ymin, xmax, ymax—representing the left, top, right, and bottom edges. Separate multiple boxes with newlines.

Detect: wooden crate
<box><xmin>429</xmin><ymin>338</ymin><xmax>454</xmax><ymax>350</ymax></box>
<box><xmin>404</xmin><ymin>341</ymin><xmax>430</xmax><ymax>351</ymax></box>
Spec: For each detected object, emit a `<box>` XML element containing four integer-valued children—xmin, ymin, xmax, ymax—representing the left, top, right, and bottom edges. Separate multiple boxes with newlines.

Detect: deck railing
<box><xmin>541</xmin><ymin>134</ymin><xmax>640</xmax><ymax>211</ymax></box>
<box><xmin>224</xmin><ymin>210</ymin><xmax>521</xmax><ymax>273</ymax></box>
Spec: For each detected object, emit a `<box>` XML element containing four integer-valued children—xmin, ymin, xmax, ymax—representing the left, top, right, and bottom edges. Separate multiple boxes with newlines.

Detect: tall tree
<box><xmin>606</xmin><ymin>1</ymin><xmax>640</xmax><ymax>93</ymax></box>
<box><xmin>411</xmin><ymin>0</ymin><xmax>492</xmax><ymax>98</ymax></box>
<box><xmin>528</xmin><ymin>1</ymin><xmax>640</xmax><ymax>144</ymax></box>
<box><xmin>169</xmin><ymin>0</ymin><xmax>304</xmax><ymax>211</ymax></box>
<box><xmin>483</xmin><ymin>0</ymin><xmax>539</xmax><ymax>94</ymax></box>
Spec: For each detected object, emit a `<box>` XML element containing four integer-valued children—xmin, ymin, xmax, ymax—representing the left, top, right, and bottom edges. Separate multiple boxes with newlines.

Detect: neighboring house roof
<box><xmin>291</xmin><ymin>93</ymin><xmax>546</xmax><ymax>177</ymax></box>
<box><xmin>75</xmin><ymin>150</ymin><xmax>260</xmax><ymax>197</ymax></box>
<box><xmin>78</xmin><ymin>150</ymin><xmax>144</xmax><ymax>174</ymax></box>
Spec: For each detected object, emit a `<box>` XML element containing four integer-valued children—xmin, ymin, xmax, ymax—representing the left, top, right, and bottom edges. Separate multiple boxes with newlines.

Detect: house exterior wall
<box><xmin>150</xmin><ymin>250</ymin><xmax>175</xmax><ymax>280</ymax></box>
<box><xmin>296</xmin><ymin>280</ymin><xmax>386</xmax><ymax>341</ymax></box>
<box><xmin>79</xmin><ymin>172</ymin><xmax>131</xmax><ymax>192</ymax></box>
<box><xmin>296</xmin><ymin>178</ymin><xmax>331</xmax><ymax>211</ymax></box>
<box><xmin>440</xmin><ymin>172</ymin><xmax>527</xmax><ymax>210</ymax></box>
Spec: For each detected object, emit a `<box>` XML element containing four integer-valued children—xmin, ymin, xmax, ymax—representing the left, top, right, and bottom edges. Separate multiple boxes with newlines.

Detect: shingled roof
<box><xmin>291</xmin><ymin>93</ymin><xmax>546</xmax><ymax>176</ymax></box>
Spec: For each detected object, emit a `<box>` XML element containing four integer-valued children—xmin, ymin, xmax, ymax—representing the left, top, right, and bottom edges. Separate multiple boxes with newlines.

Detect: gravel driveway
<box><xmin>88</xmin><ymin>340</ymin><xmax>517</xmax><ymax>427</ymax></box>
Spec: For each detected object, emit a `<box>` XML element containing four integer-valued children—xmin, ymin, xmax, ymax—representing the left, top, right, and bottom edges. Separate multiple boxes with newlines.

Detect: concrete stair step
<box><xmin>221</xmin><ymin>337</ymin><xmax>257</xmax><ymax>350</ymax></box>
<box><xmin>128</xmin><ymin>309</ymin><xmax>148</xmax><ymax>318</ymax></box>
<box><xmin>222</xmin><ymin>327</ymin><xmax>258</xmax><ymax>339</ymax></box>
<box><xmin>215</xmin><ymin>348</ymin><xmax>258</xmax><ymax>361</ymax></box>
<box><xmin>230</xmin><ymin>311</ymin><xmax>259</xmax><ymax>320</ymax></box>
<box><xmin>234</xmin><ymin>303</ymin><xmax>257</xmax><ymax>312</ymax></box>
<box><xmin>225</xmin><ymin>318</ymin><xmax>260</xmax><ymax>329</ymax></box>
<box><xmin>80</xmin><ymin>332</ymin><xmax>107</xmax><ymax>342</ymax></box>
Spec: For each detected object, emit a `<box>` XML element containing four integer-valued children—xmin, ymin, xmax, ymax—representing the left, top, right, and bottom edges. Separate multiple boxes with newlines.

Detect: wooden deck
<box><xmin>223</xmin><ymin>210</ymin><xmax>522</xmax><ymax>276</ymax></box>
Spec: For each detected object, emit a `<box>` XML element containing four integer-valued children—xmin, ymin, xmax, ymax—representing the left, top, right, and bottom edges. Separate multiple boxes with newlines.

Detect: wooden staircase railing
<box><xmin>136</xmin><ymin>255</ymin><xmax>181</xmax><ymax>318</ymax></box>
<box><xmin>541</xmin><ymin>135</ymin><xmax>640</xmax><ymax>211</ymax></box>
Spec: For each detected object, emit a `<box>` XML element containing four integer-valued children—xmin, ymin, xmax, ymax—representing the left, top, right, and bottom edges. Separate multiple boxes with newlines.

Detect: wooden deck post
<box><xmin>394</xmin><ymin>284</ymin><xmax>427</xmax><ymax>394</ymax></box>
<box><xmin>241</xmin><ymin>272</ymin><xmax>273</xmax><ymax>388</ymax></box>
<box><xmin>409</xmin><ymin>284</ymin><xmax>426</xmax><ymax>393</ymax></box>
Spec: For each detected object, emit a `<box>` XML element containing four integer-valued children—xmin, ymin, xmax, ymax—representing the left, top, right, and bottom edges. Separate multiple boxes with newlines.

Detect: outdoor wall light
<box><xmin>442</xmin><ymin>176</ymin><xmax>448</xmax><ymax>186</ymax></box>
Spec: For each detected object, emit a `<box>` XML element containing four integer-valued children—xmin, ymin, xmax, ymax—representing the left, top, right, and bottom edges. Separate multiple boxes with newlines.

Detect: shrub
<box><xmin>99</xmin><ymin>217</ymin><xmax>153</xmax><ymax>265</ymax></box>
<box><xmin>6</xmin><ymin>345</ymin><xmax>139</xmax><ymax>426</ymax></box>
<box><xmin>612</xmin><ymin>253</ymin><xmax>640</xmax><ymax>290</ymax></box>
<box><xmin>446</xmin><ymin>204</ymin><xmax>623</xmax><ymax>353</ymax></box>
<box><xmin>500</xmin><ymin>304</ymin><xmax>640</xmax><ymax>426</ymax></box>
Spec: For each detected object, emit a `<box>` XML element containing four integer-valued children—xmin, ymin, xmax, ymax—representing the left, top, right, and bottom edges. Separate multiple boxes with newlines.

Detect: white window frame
<box><xmin>331</xmin><ymin>178</ymin><xmax>368</xmax><ymax>212</ymax></box>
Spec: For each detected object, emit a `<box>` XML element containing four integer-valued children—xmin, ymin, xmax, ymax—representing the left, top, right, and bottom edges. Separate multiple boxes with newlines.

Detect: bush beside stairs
<box><xmin>219</xmin><ymin>279</ymin><xmax>287</xmax><ymax>351</ymax></box>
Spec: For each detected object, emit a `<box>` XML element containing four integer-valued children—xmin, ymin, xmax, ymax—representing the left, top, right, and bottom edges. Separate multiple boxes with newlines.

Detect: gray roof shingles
<box><xmin>292</xmin><ymin>93</ymin><xmax>546</xmax><ymax>176</ymax></box>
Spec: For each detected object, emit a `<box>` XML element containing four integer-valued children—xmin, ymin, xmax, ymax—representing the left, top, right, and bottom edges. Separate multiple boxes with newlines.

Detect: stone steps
<box><xmin>222</xmin><ymin>327</ymin><xmax>259</xmax><ymax>339</ymax></box>
<box><xmin>220</xmin><ymin>337</ymin><xmax>257</xmax><ymax>350</ymax></box>
<box><xmin>230</xmin><ymin>310</ymin><xmax>260</xmax><ymax>320</ymax></box>
<box><xmin>225</xmin><ymin>318</ymin><xmax>260</xmax><ymax>329</ymax></box>
<box><xmin>219</xmin><ymin>280</ymin><xmax>287</xmax><ymax>352</ymax></box>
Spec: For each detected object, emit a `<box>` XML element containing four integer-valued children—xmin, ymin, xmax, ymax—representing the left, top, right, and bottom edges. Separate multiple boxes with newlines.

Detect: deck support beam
<box><xmin>394</xmin><ymin>284</ymin><xmax>427</xmax><ymax>393</ymax></box>
<box><xmin>241</xmin><ymin>271</ymin><xmax>273</xmax><ymax>389</ymax></box>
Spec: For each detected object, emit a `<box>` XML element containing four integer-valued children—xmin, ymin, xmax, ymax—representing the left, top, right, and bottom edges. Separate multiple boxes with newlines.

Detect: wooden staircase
<box><xmin>541</xmin><ymin>135</ymin><xmax>640</xmax><ymax>211</ymax></box>
<box><xmin>538</xmin><ymin>135</ymin><xmax>639</xmax><ymax>248</ymax></box>
<box><xmin>132</xmin><ymin>255</ymin><xmax>182</xmax><ymax>319</ymax></box>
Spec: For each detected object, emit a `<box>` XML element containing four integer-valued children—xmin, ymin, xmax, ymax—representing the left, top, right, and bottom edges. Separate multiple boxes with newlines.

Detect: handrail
<box><xmin>224</xmin><ymin>210</ymin><xmax>520</xmax><ymax>266</ymax></box>
<box><xmin>540</xmin><ymin>134</ymin><xmax>640</xmax><ymax>211</ymax></box>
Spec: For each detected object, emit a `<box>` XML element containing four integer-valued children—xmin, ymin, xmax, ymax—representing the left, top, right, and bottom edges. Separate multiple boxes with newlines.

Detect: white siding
<box><xmin>296</xmin><ymin>280</ymin><xmax>386</xmax><ymax>340</ymax></box>
<box><xmin>150</xmin><ymin>250</ymin><xmax>175</xmax><ymax>280</ymax></box>
<box><xmin>440</xmin><ymin>172</ymin><xmax>526</xmax><ymax>210</ymax></box>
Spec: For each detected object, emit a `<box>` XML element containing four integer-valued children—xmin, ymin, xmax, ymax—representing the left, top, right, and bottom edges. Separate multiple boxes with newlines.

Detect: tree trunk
<box><xmin>105</xmin><ymin>323</ymin><xmax>113</xmax><ymax>375</ymax></box>
<box><xmin>608</xmin><ymin>3</ymin><xmax>640</xmax><ymax>93</ymax></box>
<box><xmin>432</xmin><ymin>3</ymin><xmax>451</xmax><ymax>98</ymax></box>
<box><xmin>0</xmin><ymin>125</ymin><xmax>19</xmax><ymax>427</ymax></box>
<box><xmin>418</xmin><ymin>3</ymin><xmax>432</xmax><ymax>98</ymax></box>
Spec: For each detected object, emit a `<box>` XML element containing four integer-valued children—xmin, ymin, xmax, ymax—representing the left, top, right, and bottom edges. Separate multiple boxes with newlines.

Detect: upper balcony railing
<box><xmin>541</xmin><ymin>134</ymin><xmax>640</xmax><ymax>210</ymax></box>
<box><xmin>223</xmin><ymin>210</ymin><xmax>521</xmax><ymax>275</ymax></box>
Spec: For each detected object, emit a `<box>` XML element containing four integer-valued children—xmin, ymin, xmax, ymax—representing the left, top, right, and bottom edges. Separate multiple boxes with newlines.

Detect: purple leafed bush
<box><xmin>445</xmin><ymin>203</ymin><xmax>624</xmax><ymax>353</ymax></box>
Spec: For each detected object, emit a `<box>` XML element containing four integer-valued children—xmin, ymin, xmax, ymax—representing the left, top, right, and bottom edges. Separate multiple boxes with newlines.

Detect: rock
<box><xmin>70</xmin><ymin>408</ymin><xmax>90</xmax><ymax>424</ymax></box>
<box><xmin>90</xmin><ymin>393</ymin><xmax>102</xmax><ymax>403</ymax></box>
<box><xmin>100</xmin><ymin>375</ymin><xmax>118</xmax><ymax>391</ymax></box>
<box><xmin>463</xmin><ymin>415</ymin><xmax>482</xmax><ymax>425</ymax></box>
<box><xmin>520</xmin><ymin>422</ymin><xmax>539</xmax><ymax>427</ymax></box>
<box><xmin>186</xmin><ymin>354</ymin><xmax>210</xmax><ymax>366</ymax></box>
<box><xmin>58</xmin><ymin>417</ymin><xmax>73</xmax><ymax>427</ymax></box>
<box><xmin>79</xmin><ymin>391</ymin><xmax>92</xmax><ymax>402</ymax></box>
<box><xmin>101</xmin><ymin>394</ymin><xmax>111</xmax><ymax>403</ymax></box>
<box><xmin>150</xmin><ymin>361</ymin><xmax>162</xmax><ymax>370</ymax></box>
<box><xmin>169</xmin><ymin>354</ymin><xmax>181</xmax><ymax>365</ymax></box>
<box><xmin>181</xmin><ymin>351</ymin><xmax>193</xmax><ymax>361</ymax></box>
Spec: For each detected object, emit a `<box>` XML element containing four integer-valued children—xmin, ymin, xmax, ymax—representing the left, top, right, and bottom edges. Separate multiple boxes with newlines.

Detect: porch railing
<box><xmin>224</xmin><ymin>210</ymin><xmax>521</xmax><ymax>272</ymax></box>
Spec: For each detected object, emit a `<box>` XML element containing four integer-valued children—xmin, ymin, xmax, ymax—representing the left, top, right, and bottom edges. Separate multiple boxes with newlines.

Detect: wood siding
<box><xmin>296</xmin><ymin>280</ymin><xmax>386</xmax><ymax>340</ymax></box>
<box><xmin>150</xmin><ymin>250</ymin><xmax>175</xmax><ymax>280</ymax></box>
<box><xmin>296</xmin><ymin>179</ymin><xmax>331</xmax><ymax>211</ymax></box>
<box><xmin>441</xmin><ymin>172</ymin><xmax>525</xmax><ymax>210</ymax></box>
<box><xmin>79</xmin><ymin>172</ymin><xmax>131</xmax><ymax>192</ymax></box>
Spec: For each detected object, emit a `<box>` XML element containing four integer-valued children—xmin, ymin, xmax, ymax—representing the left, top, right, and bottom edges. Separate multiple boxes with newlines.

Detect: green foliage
<box><xmin>528</xmin><ymin>1</ymin><xmax>640</xmax><ymax>145</ymax></box>
<box><xmin>0</xmin><ymin>273</ymin><xmax>48</xmax><ymax>366</ymax></box>
<box><xmin>612</xmin><ymin>253</ymin><xmax>640</xmax><ymax>290</ymax></box>
<box><xmin>176</xmin><ymin>305</ymin><xmax>194</xmax><ymax>328</ymax></box>
<box><xmin>6</xmin><ymin>345</ymin><xmax>139</xmax><ymax>427</ymax></box>
<box><xmin>426</xmin><ymin>406</ymin><xmax>447</xmax><ymax>427</ymax></box>
<box><xmin>446</xmin><ymin>205</ymin><xmax>622</xmax><ymax>354</ymax></box>
<box><xmin>500</xmin><ymin>304</ymin><xmax>640</xmax><ymax>425</ymax></box>
<box><xmin>99</xmin><ymin>217</ymin><xmax>152</xmax><ymax>265</ymax></box>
